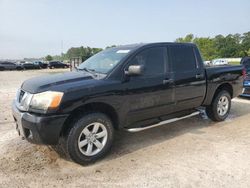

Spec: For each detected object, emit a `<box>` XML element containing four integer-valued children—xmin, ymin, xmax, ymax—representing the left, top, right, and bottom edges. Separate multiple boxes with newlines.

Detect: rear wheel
<box><xmin>16</xmin><ymin>67</ymin><xmax>22</xmax><ymax>70</ymax></box>
<box><xmin>63</xmin><ymin>113</ymin><xmax>114</xmax><ymax>165</ymax></box>
<box><xmin>206</xmin><ymin>90</ymin><xmax>231</xmax><ymax>121</ymax></box>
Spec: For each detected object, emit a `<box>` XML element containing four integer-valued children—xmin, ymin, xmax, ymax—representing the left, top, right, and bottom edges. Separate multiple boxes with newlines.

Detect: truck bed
<box><xmin>202</xmin><ymin>65</ymin><xmax>243</xmax><ymax>106</ymax></box>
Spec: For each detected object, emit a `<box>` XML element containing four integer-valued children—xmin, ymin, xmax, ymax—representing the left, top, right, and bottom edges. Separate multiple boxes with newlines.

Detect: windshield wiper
<box><xmin>78</xmin><ymin>67</ymin><xmax>96</xmax><ymax>74</ymax></box>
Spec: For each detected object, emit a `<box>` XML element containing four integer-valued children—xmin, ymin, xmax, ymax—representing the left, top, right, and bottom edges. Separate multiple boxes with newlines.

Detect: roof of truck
<box><xmin>112</xmin><ymin>42</ymin><xmax>196</xmax><ymax>50</ymax></box>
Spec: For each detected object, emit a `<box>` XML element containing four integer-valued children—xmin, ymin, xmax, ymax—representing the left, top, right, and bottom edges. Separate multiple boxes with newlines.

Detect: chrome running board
<box><xmin>125</xmin><ymin>111</ymin><xmax>200</xmax><ymax>132</ymax></box>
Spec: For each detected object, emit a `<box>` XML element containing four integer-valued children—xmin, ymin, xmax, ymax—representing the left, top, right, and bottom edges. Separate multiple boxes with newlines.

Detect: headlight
<box><xmin>29</xmin><ymin>91</ymin><xmax>64</xmax><ymax>113</ymax></box>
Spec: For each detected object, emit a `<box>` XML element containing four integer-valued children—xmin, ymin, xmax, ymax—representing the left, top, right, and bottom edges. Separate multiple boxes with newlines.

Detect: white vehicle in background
<box><xmin>212</xmin><ymin>59</ymin><xmax>229</xmax><ymax>66</ymax></box>
<box><xmin>204</xmin><ymin>61</ymin><xmax>211</xmax><ymax>66</ymax></box>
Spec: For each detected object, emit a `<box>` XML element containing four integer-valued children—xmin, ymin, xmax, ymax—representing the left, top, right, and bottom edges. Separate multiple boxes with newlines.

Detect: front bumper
<box><xmin>240</xmin><ymin>86</ymin><xmax>250</xmax><ymax>97</ymax></box>
<box><xmin>12</xmin><ymin>101</ymin><xmax>69</xmax><ymax>145</ymax></box>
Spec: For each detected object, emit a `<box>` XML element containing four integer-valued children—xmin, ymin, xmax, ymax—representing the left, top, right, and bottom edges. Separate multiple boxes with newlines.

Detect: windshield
<box><xmin>78</xmin><ymin>48</ymin><xmax>131</xmax><ymax>74</ymax></box>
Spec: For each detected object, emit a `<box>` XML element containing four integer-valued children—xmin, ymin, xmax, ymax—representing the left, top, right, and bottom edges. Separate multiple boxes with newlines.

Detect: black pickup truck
<box><xmin>12</xmin><ymin>43</ymin><xmax>243</xmax><ymax>165</ymax></box>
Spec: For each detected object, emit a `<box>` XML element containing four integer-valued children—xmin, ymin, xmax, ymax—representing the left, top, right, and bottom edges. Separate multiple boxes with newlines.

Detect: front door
<box><xmin>123</xmin><ymin>46</ymin><xmax>175</xmax><ymax>127</ymax></box>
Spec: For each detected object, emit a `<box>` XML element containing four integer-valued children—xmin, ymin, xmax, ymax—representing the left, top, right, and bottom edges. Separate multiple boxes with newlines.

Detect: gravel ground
<box><xmin>0</xmin><ymin>69</ymin><xmax>250</xmax><ymax>188</ymax></box>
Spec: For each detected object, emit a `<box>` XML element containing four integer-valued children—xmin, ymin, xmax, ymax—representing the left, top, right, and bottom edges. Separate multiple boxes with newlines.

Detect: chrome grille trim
<box><xmin>19</xmin><ymin>90</ymin><xmax>25</xmax><ymax>103</ymax></box>
<box><xmin>15</xmin><ymin>89</ymin><xmax>33</xmax><ymax>111</ymax></box>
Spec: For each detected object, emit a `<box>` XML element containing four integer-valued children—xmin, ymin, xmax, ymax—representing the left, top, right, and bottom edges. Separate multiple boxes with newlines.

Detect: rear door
<box><xmin>3</xmin><ymin>62</ymin><xmax>15</xmax><ymax>70</ymax></box>
<box><xmin>56</xmin><ymin>62</ymin><xmax>62</xmax><ymax>68</ymax></box>
<box><xmin>59</xmin><ymin>62</ymin><xmax>65</xmax><ymax>68</ymax></box>
<box><xmin>50</xmin><ymin>62</ymin><xmax>56</xmax><ymax>68</ymax></box>
<box><xmin>168</xmin><ymin>44</ymin><xmax>206</xmax><ymax>111</ymax></box>
<box><xmin>1</xmin><ymin>62</ymin><xmax>9</xmax><ymax>69</ymax></box>
<box><xmin>9</xmin><ymin>63</ymin><xmax>16</xmax><ymax>70</ymax></box>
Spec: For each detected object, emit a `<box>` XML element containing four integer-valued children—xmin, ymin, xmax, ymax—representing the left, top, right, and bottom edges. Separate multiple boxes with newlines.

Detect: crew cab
<box><xmin>12</xmin><ymin>43</ymin><xmax>243</xmax><ymax>165</ymax></box>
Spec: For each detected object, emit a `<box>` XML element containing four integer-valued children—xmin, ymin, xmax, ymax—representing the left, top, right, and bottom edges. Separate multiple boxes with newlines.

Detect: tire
<box><xmin>63</xmin><ymin>113</ymin><xmax>114</xmax><ymax>165</ymax></box>
<box><xmin>16</xmin><ymin>67</ymin><xmax>22</xmax><ymax>71</ymax></box>
<box><xmin>206</xmin><ymin>90</ymin><xmax>231</xmax><ymax>121</ymax></box>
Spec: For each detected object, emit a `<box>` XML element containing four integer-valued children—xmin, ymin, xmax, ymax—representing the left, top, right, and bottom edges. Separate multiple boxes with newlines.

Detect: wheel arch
<box><xmin>203</xmin><ymin>82</ymin><xmax>233</xmax><ymax>106</ymax></box>
<box><xmin>213</xmin><ymin>83</ymin><xmax>233</xmax><ymax>99</ymax></box>
<box><xmin>205</xmin><ymin>83</ymin><xmax>232</xmax><ymax>122</ymax></box>
<box><xmin>60</xmin><ymin>102</ymin><xmax>120</xmax><ymax>136</ymax></box>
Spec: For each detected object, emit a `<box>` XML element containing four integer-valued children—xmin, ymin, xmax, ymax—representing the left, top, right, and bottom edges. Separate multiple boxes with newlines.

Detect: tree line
<box><xmin>45</xmin><ymin>31</ymin><xmax>250</xmax><ymax>62</ymax></box>
<box><xmin>45</xmin><ymin>46</ymin><xmax>103</xmax><ymax>62</ymax></box>
<box><xmin>176</xmin><ymin>32</ymin><xmax>250</xmax><ymax>60</ymax></box>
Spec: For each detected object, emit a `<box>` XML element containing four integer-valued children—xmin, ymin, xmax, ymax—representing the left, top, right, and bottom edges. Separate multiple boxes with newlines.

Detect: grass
<box><xmin>229</xmin><ymin>61</ymin><xmax>240</xmax><ymax>65</ymax></box>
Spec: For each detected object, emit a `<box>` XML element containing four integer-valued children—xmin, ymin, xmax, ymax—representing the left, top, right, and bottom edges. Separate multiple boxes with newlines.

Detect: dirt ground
<box><xmin>0</xmin><ymin>69</ymin><xmax>250</xmax><ymax>188</ymax></box>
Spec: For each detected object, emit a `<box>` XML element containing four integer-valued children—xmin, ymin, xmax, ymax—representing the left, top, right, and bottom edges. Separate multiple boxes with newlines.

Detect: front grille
<box><xmin>243</xmin><ymin>87</ymin><xmax>250</xmax><ymax>95</ymax></box>
<box><xmin>18</xmin><ymin>90</ymin><xmax>25</xmax><ymax>103</ymax></box>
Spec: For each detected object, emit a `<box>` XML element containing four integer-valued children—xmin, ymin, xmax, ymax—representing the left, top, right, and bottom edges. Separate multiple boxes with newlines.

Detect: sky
<box><xmin>0</xmin><ymin>0</ymin><xmax>250</xmax><ymax>59</ymax></box>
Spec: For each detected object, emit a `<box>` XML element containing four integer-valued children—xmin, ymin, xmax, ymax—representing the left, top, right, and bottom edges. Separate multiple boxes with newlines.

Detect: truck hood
<box><xmin>21</xmin><ymin>71</ymin><xmax>100</xmax><ymax>93</ymax></box>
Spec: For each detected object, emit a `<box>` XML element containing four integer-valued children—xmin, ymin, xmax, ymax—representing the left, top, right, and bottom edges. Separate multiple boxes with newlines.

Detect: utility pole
<box><xmin>61</xmin><ymin>40</ymin><xmax>64</xmax><ymax>56</ymax></box>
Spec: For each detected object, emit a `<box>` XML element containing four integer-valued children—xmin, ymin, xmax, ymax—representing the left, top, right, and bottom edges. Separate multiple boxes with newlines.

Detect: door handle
<box><xmin>163</xmin><ymin>79</ymin><xmax>174</xmax><ymax>84</ymax></box>
<box><xmin>196</xmin><ymin>74</ymin><xmax>204</xmax><ymax>79</ymax></box>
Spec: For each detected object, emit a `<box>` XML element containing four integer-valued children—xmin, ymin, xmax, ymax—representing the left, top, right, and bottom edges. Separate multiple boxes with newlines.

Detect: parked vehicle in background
<box><xmin>212</xmin><ymin>59</ymin><xmax>229</xmax><ymax>66</ymax></box>
<box><xmin>17</xmin><ymin>61</ymin><xmax>26</xmax><ymax>64</ymax></box>
<box><xmin>0</xmin><ymin>61</ymin><xmax>23</xmax><ymax>70</ymax></box>
<box><xmin>33</xmin><ymin>61</ymin><xmax>48</xmax><ymax>69</ymax></box>
<box><xmin>22</xmin><ymin>62</ymin><xmax>41</xmax><ymax>70</ymax></box>
<box><xmin>48</xmin><ymin>61</ymin><xmax>69</xmax><ymax>69</ymax></box>
<box><xmin>12</xmin><ymin>43</ymin><xmax>244</xmax><ymax>165</ymax></box>
<box><xmin>204</xmin><ymin>61</ymin><xmax>211</xmax><ymax>66</ymax></box>
<box><xmin>241</xmin><ymin>56</ymin><xmax>250</xmax><ymax>97</ymax></box>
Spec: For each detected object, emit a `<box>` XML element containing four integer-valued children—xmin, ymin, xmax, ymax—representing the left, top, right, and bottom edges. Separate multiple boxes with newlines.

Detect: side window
<box><xmin>169</xmin><ymin>46</ymin><xmax>196</xmax><ymax>72</ymax></box>
<box><xmin>129</xmin><ymin>47</ymin><xmax>165</xmax><ymax>77</ymax></box>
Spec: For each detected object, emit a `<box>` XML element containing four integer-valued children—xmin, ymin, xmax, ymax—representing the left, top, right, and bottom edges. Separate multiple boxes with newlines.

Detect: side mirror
<box><xmin>125</xmin><ymin>65</ymin><xmax>143</xmax><ymax>76</ymax></box>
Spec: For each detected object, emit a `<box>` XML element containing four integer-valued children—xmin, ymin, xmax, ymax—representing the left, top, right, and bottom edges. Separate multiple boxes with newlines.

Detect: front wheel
<box><xmin>64</xmin><ymin>113</ymin><xmax>114</xmax><ymax>165</ymax></box>
<box><xmin>206</xmin><ymin>90</ymin><xmax>231</xmax><ymax>121</ymax></box>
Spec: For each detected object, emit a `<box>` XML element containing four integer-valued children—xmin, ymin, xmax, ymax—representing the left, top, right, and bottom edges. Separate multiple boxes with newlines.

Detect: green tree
<box><xmin>213</xmin><ymin>34</ymin><xmax>241</xmax><ymax>58</ymax></box>
<box><xmin>106</xmin><ymin>45</ymin><xmax>117</xmax><ymax>49</ymax></box>
<box><xmin>241</xmin><ymin>32</ymin><xmax>250</xmax><ymax>56</ymax></box>
<box><xmin>65</xmin><ymin>46</ymin><xmax>103</xmax><ymax>62</ymax></box>
<box><xmin>92</xmin><ymin>48</ymin><xmax>102</xmax><ymax>54</ymax></box>
<box><xmin>45</xmin><ymin>55</ymin><xmax>53</xmax><ymax>61</ymax></box>
<box><xmin>193</xmin><ymin>37</ymin><xmax>217</xmax><ymax>60</ymax></box>
<box><xmin>175</xmin><ymin>34</ymin><xmax>194</xmax><ymax>43</ymax></box>
<box><xmin>175</xmin><ymin>32</ymin><xmax>249</xmax><ymax>60</ymax></box>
